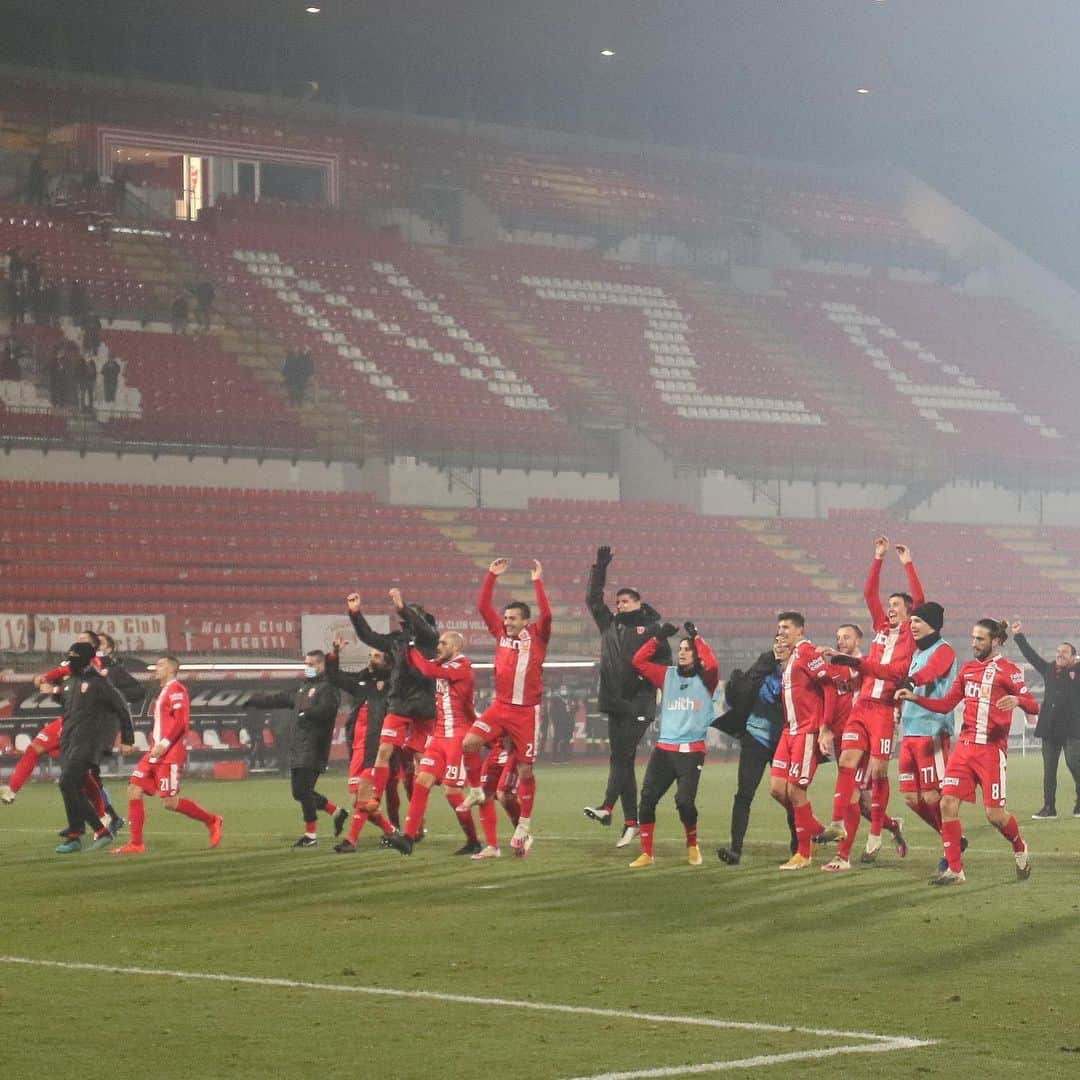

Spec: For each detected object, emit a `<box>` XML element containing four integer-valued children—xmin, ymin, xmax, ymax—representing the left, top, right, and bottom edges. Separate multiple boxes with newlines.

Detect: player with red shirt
<box><xmin>113</xmin><ymin>656</ymin><xmax>222</xmax><ymax>854</ymax></box>
<box><xmin>819</xmin><ymin>538</ymin><xmax>924</xmax><ymax>863</ymax></box>
<box><xmin>383</xmin><ymin>632</ymin><xmax>481</xmax><ymax>856</ymax></box>
<box><xmin>768</xmin><ymin>611</ymin><xmax>837</xmax><ymax>870</ymax></box>
<box><xmin>897</xmin><ymin>618</ymin><xmax>1037</xmax><ymax>885</ymax></box>
<box><xmin>462</xmin><ymin>557</ymin><xmax>552</xmax><ymax>858</ymax></box>
<box><xmin>471</xmin><ymin>742</ymin><xmax>521</xmax><ymax>859</ymax></box>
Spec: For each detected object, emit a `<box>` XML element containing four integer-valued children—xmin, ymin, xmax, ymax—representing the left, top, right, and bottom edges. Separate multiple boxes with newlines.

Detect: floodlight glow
<box><xmin>600</xmin><ymin>49</ymin><xmax>615</xmax><ymax>57</ymax></box>
<box><xmin>856</xmin><ymin>87</ymin><xmax>871</xmax><ymax>94</ymax></box>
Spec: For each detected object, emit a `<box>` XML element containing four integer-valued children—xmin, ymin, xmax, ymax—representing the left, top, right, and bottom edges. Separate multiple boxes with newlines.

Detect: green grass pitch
<box><xmin>3</xmin><ymin>755</ymin><xmax>1080</xmax><ymax>1079</ymax></box>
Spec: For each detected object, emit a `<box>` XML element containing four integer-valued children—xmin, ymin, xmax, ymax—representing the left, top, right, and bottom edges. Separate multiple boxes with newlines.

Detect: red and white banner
<box><xmin>33</xmin><ymin>613</ymin><xmax>168</xmax><ymax>654</ymax></box>
<box><xmin>0</xmin><ymin>613</ymin><xmax>30</xmax><ymax>653</ymax></box>
<box><xmin>168</xmin><ymin>614</ymin><xmax>300</xmax><ymax>654</ymax></box>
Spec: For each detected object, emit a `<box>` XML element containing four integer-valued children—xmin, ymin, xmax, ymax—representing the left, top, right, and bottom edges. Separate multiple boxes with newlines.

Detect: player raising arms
<box><xmin>383</xmin><ymin>631</ymin><xmax>480</xmax><ymax>856</ymax></box>
<box><xmin>114</xmin><ymin>656</ymin><xmax>222</xmax><ymax>854</ymax></box>
<box><xmin>461</xmin><ymin>558</ymin><xmax>552</xmax><ymax>858</ymax></box>
<box><xmin>820</xmin><ymin>537</ymin><xmax>923</xmax><ymax>864</ymax></box>
<box><xmin>897</xmin><ymin>618</ymin><xmax>1037</xmax><ymax>885</ymax></box>
<box><xmin>769</xmin><ymin>611</ymin><xmax>837</xmax><ymax>870</ymax></box>
<box><xmin>628</xmin><ymin>621</ymin><xmax>719</xmax><ymax>868</ymax></box>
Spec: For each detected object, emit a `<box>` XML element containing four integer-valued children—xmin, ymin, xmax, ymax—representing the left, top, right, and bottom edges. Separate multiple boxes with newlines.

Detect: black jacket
<box><xmin>586</xmin><ymin>560</ymin><xmax>669</xmax><ymax>717</ymax></box>
<box><xmin>1014</xmin><ymin>633</ymin><xmax>1080</xmax><ymax>742</ymax></box>
<box><xmin>249</xmin><ymin>677</ymin><xmax>340</xmax><ymax>770</ymax></box>
<box><xmin>99</xmin><ymin>653</ymin><xmax>146</xmax><ymax>705</ymax></box>
<box><xmin>325</xmin><ymin>650</ymin><xmax>389</xmax><ymax>771</ymax></box>
<box><xmin>713</xmin><ymin>649</ymin><xmax>781</xmax><ymax>739</ymax></box>
<box><xmin>348</xmin><ymin>607</ymin><xmax>438</xmax><ymax>721</ymax></box>
<box><xmin>57</xmin><ymin>667</ymin><xmax>133</xmax><ymax>764</ymax></box>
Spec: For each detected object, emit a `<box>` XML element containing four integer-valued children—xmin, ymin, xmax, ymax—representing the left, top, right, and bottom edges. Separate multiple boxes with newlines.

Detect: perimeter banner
<box><xmin>33</xmin><ymin>613</ymin><xmax>167</xmax><ymax>654</ymax></box>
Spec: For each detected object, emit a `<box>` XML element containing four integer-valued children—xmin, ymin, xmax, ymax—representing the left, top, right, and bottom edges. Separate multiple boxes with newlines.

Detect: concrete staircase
<box><xmin>736</xmin><ymin>516</ymin><xmax>864</xmax><ymax>617</ymax></box>
<box><xmin>108</xmin><ymin>231</ymin><xmax>381</xmax><ymax>462</ymax></box>
<box><xmin>985</xmin><ymin>526</ymin><xmax>1080</xmax><ymax>596</ymax></box>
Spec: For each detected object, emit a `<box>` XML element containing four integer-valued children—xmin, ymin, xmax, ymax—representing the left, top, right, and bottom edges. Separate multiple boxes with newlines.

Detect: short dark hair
<box><xmin>1063</xmin><ymin>642</ymin><xmax>1078</xmax><ymax>657</ymax></box>
<box><xmin>838</xmin><ymin>622</ymin><xmax>863</xmax><ymax>640</ymax></box>
<box><xmin>305</xmin><ymin>649</ymin><xmax>326</xmax><ymax>662</ymax></box>
<box><xmin>159</xmin><ymin>654</ymin><xmax>181</xmax><ymax>669</ymax></box>
<box><xmin>776</xmin><ymin>611</ymin><xmax>805</xmax><ymax>629</ymax></box>
<box><xmin>80</xmin><ymin>628</ymin><xmax>101</xmax><ymax>648</ymax></box>
<box><xmin>505</xmin><ymin>601</ymin><xmax>531</xmax><ymax>619</ymax></box>
<box><xmin>99</xmin><ymin>632</ymin><xmax>117</xmax><ymax>651</ymax></box>
<box><xmin>615</xmin><ymin>587</ymin><xmax>641</xmax><ymax>602</ymax></box>
<box><xmin>889</xmin><ymin>592</ymin><xmax>914</xmax><ymax>612</ymax></box>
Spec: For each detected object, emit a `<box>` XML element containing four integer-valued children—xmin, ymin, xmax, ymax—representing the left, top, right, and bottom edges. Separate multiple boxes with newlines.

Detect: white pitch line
<box><xmin>563</xmin><ymin>1038</ymin><xmax>930</xmax><ymax>1080</ymax></box>
<box><xmin>0</xmin><ymin>955</ymin><xmax>936</xmax><ymax>1055</ymax></box>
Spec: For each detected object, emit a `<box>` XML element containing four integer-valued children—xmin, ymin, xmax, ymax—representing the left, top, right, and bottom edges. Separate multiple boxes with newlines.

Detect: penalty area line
<box><xmin>1</xmin><ymin>955</ymin><xmax>936</xmax><ymax>1077</ymax></box>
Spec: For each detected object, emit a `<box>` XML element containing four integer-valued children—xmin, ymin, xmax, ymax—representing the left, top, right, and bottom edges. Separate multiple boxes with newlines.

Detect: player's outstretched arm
<box><xmin>694</xmin><ymin>635</ymin><xmax>721</xmax><ymax>695</ymax></box>
<box><xmin>895</xmin><ymin>543</ymin><xmax>925</xmax><ymax>608</ymax></box>
<box><xmin>631</xmin><ymin>631</ymin><xmax>669</xmax><ymax>689</ymax></box>
<box><xmin>532</xmin><ymin>560</ymin><xmax>553</xmax><ymax>642</ymax></box>
<box><xmin>864</xmin><ymin>536</ymin><xmax>888</xmax><ymax>624</ymax></box>
<box><xmin>1011</xmin><ymin>623</ymin><xmax>1050</xmax><ymax>676</ymax></box>
<box><xmin>586</xmin><ymin>546</ymin><xmax>613</xmax><ymax>631</ymax></box>
<box><xmin>345</xmin><ymin>591</ymin><xmax>395</xmax><ymax>652</ymax></box>
<box><xmin>478</xmin><ymin>561</ymin><xmax>506</xmax><ymax>637</ymax></box>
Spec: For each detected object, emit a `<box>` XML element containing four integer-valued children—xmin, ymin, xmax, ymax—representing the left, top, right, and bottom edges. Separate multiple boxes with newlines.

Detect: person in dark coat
<box><xmin>101</xmin><ymin>355</ymin><xmax>121</xmax><ymax>403</ymax></box>
<box><xmin>582</xmin><ymin>545</ymin><xmax>670</xmax><ymax>847</ymax></box>
<box><xmin>53</xmin><ymin>642</ymin><xmax>134</xmax><ymax>853</ymax></box>
<box><xmin>714</xmin><ymin>637</ymin><xmax>798</xmax><ymax>864</ymax></box>
<box><xmin>246</xmin><ymin>650</ymin><xmax>343</xmax><ymax>847</ymax></box>
<box><xmin>1013</xmin><ymin>621</ymin><xmax>1080</xmax><ymax>819</ymax></box>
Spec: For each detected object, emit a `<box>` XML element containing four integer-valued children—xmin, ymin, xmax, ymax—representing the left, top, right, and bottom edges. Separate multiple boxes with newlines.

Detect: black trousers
<box><xmin>601</xmin><ymin>711</ymin><xmax>650</xmax><ymax>822</ymax></box>
<box><xmin>59</xmin><ymin>756</ymin><xmax>105</xmax><ymax>836</ymax></box>
<box><xmin>290</xmin><ymin>766</ymin><xmax>331</xmax><ymax>823</ymax></box>
<box><xmin>1040</xmin><ymin>738</ymin><xmax>1080</xmax><ymax>811</ymax></box>
<box><xmin>729</xmin><ymin>734</ymin><xmax>797</xmax><ymax>855</ymax></box>
<box><xmin>638</xmin><ymin>747</ymin><xmax>705</xmax><ymax>827</ymax></box>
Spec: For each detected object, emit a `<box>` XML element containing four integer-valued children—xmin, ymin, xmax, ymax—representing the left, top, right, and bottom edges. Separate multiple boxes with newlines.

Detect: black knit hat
<box><xmin>911</xmin><ymin>602</ymin><xmax>944</xmax><ymax>632</ymax></box>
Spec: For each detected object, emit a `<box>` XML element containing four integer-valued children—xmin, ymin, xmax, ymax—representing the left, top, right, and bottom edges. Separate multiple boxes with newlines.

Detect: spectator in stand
<box><xmin>101</xmin><ymin>355</ymin><xmax>121</xmax><ymax>403</ymax></box>
<box><xmin>1012</xmin><ymin>621</ymin><xmax>1080</xmax><ymax>820</ymax></box>
<box><xmin>171</xmin><ymin>295</ymin><xmax>189</xmax><ymax>335</ymax></box>
<box><xmin>79</xmin><ymin>356</ymin><xmax>97</xmax><ymax>412</ymax></box>
<box><xmin>68</xmin><ymin>279</ymin><xmax>88</xmax><ymax>323</ymax></box>
<box><xmin>45</xmin><ymin>349</ymin><xmax>63</xmax><ymax>407</ymax></box>
<box><xmin>192</xmin><ymin>280</ymin><xmax>215</xmax><ymax>331</ymax></box>
<box><xmin>82</xmin><ymin>312</ymin><xmax>102</xmax><ymax>356</ymax></box>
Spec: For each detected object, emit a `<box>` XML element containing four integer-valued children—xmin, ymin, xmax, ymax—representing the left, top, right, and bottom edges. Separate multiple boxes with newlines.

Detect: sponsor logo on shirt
<box><xmin>668</xmin><ymin>697</ymin><xmax>701</xmax><ymax>711</ymax></box>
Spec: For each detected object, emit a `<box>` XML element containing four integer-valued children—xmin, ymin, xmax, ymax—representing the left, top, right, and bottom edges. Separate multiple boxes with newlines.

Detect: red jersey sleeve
<box><xmin>406</xmin><ymin>645</ymin><xmax>442</xmax><ymax>680</ymax></box>
<box><xmin>910</xmin><ymin>669</ymin><xmax>966</xmax><ymax>714</ymax></box>
<box><xmin>910</xmin><ymin>642</ymin><xmax>956</xmax><ymax>687</ymax></box>
<box><xmin>158</xmin><ymin>684</ymin><xmax>190</xmax><ymax>744</ymax></box>
<box><xmin>1002</xmin><ymin>663</ymin><xmax>1039</xmax><ymax>715</ymax></box>
<box><xmin>631</xmin><ymin>637</ymin><xmax>668</xmax><ymax>689</ymax></box>
<box><xmin>904</xmin><ymin>561</ymin><xmax>925</xmax><ymax>609</ymax></box>
<box><xmin>864</xmin><ymin>556</ymin><xmax>886</xmax><ymax>628</ymax></box>
<box><xmin>693</xmin><ymin>637</ymin><xmax>720</xmax><ymax>696</ymax></box>
<box><xmin>532</xmin><ymin>577</ymin><xmax>553</xmax><ymax>644</ymax></box>
<box><xmin>477</xmin><ymin>572</ymin><xmax>503</xmax><ymax>639</ymax></box>
<box><xmin>40</xmin><ymin>661</ymin><xmax>70</xmax><ymax>684</ymax></box>
<box><xmin>857</xmin><ymin>651</ymin><xmax>910</xmax><ymax>684</ymax></box>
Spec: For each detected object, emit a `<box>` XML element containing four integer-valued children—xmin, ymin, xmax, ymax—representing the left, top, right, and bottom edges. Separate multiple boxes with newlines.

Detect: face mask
<box><xmin>67</xmin><ymin>654</ymin><xmax>91</xmax><ymax>675</ymax></box>
<box><xmin>304</xmin><ymin>665</ymin><xmax>318</xmax><ymax>679</ymax></box>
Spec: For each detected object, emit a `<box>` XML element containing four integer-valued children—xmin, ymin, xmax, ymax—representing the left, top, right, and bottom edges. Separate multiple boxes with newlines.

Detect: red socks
<box><xmin>347</xmin><ymin>808</ymin><xmax>369</xmax><ymax>843</ymax></box>
<box><xmin>371</xmin><ymin>764</ymin><xmax>391</xmax><ymax>801</ymax></box>
<box><xmin>403</xmin><ymin>782</ymin><xmax>431</xmax><ymax>840</ymax></box>
<box><xmin>175</xmin><ymin>798</ymin><xmax>214</xmax><ymax>824</ymax></box>
<box><xmin>684</xmin><ymin>824</ymin><xmax>698</xmax><ymax>848</ymax></box>
<box><xmin>914</xmin><ymin>799</ymin><xmax>942</xmax><ymax>834</ymax></box>
<box><xmin>322</xmin><ymin>800</ymin><xmax>338</xmax><ymax>817</ymax></box>
<box><xmin>793</xmin><ymin>802</ymin><xmax>820</xmax><ymax>858</ymax></box>
<box><xmin>370</xmin><ymin>810</ymin><xmax>394</xmax><ymax>835</ymax></box>
<box><xmin>129</xmin><ymin>798</ymin><xmax>146</xmax><ymax>846</ymax></box>
<box><xmin>517</xmin><ymin>774</ymin><xmax>536</xmax><ymax>819</ymax></box>
<box><xmin>639</xmin><ymin>822</ymin><xmax>655</xmax><ymax>856</ymax></box>
<box><xmin>998</xmin><ymin>814</ymin><xmax>1025</xmax><ymax>852</ymax></box>
<box><xmin>479</xmin><ymin>799</ymin><xmax>499</xmax><ymax>847</ymax></box>
<box><xmin>446</xmin><ymin>791</ymin><xmax>478</xmax><ymax>843</ymax></box>
<box><xmin>83</xmin><ymin>773</ymin><xmax>107</xmax><ymax>820</ymax></box>
<box><xmin>941</xmin><ymin>818</ymin><xmax>964</xmax><ymax>871</ymax></box>
<box><xmin>838</xmin><ymin>798</ymin><xmax>863</xmax><ymax>860</ymax></box>
<box><xmin>9</xmin><ymin>750</ymin><xmax>38</xmax><ymax>794</ymax></box>
<box><xmin>870</xmin><ymin>776</ymin><xmax>890</xmax><ymax>835</ymax></box>
<box><xmin>832</xmin><ymin>766</ymin><xmax>858</xmax><ymax>824</ymax></box>
<box><xmin>464</xmin><ymin>750</ymin><xmax>483</xmax><ymax>788</ymax></box>
<box><xmin>502</xmin><ymin>792</ymin><xmax>521</xmax><ymax>827</ymax></box>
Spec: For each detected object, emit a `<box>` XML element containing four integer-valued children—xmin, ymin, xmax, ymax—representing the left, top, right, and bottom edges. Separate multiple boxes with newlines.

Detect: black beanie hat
<box><xmin>67</xmin><ymin>641</ymin><xmax>97</xmax><ymax>672</ymax></box>
<box><xmin>911</xmin><ymin>602</ymin><xmax>944</xmax><ymax>632</ymax></box>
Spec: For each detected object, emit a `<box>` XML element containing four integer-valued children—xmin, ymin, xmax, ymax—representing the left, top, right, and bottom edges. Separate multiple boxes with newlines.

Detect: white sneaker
<box><xmin>615</xmin><ymin>825</ymin><xmax>639</xmax><ymax>849</ymax></box>
<box><xmin>0</xmin><ymin>784</ymin><xmax>14</xmax><ymax>805</ymax></box>
<box><xmin>470</xmin><ymin>845</ymin><xmax>501</xmax><ymax>860</ymax></box>
<box><xmin>462</xmin><ymin>786</ymin><xmax>487</xmax><ymax>809</ymax></box>
<box><xmin>1015</xmin><ymin>843</ymin><xmax>1032</xmax><ymax>881</ymax></box>
<box><xmin>510</xmin><ymin>824</ymin><xmax>533</xmax><ymax>858</ymax></box>
<box><xmin>821</xmin><ymin>857</ymin><xmax>851</xmax><ymax>873</ymax></box>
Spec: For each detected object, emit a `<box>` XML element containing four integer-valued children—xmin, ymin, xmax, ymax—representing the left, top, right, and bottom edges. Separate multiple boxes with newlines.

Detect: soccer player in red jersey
<box><xmin>472</xmin><ymin>743</ymin><xmax>521</xmax><ymax>859</ymax></box>
<box><xmin>769</xmin><ymin>611</ymin><xmax>837</xmax><ymax>870</ymax></box>
<box><xmin>113</xmin><ymin>656</ymin><xmax>222</xmax><ymax>854</ymax></box>
<box><xmin>819</xmin><ymin>538</ymin><xmax>923</xmax><ymax>863</ymax></box>
<box><xmin>383</xmin><ymin>631</ymin><xmax>481</xmax><ymax>856</ymax></box>
<box><xmin>897</xmin><ymin>618</ymin><xmax>1037</xmax><ymax>885</ymax></box>
<box><xmin>462</xmin><ymin>557</ymin><xmax>552</xmax><ymax>857</ymax></box>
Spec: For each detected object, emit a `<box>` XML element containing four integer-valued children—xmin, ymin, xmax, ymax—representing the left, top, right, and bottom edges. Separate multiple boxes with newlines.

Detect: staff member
<box><xmin>583</xmin><ymin>545</ymin><xmax>671</xmax><ymax>848</ymax></box>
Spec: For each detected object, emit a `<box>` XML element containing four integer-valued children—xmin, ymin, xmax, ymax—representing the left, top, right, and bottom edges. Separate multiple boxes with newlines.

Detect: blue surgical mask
<box><xmin>304</xmin><ymin>665</ymin><xmax>318</xmax><ymax>679</ymax></box>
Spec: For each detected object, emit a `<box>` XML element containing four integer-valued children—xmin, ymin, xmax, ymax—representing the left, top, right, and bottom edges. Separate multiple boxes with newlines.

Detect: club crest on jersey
<box><xmin>636</xmin><ymin>626</ymin><xmax>645</xmax><ymax>634</ymax></box>
<box><xmin>308</xmin><ymin>687</ymin><xmax>317</xmax><ymax>698</ymax></box>
<box><xmin>81</xmin><ymin>682</ymin><xmax>89</xmax><ymax>692</ymax></box>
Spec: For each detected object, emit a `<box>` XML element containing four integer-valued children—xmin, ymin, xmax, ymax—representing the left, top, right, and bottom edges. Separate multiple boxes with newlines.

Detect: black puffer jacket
<box><xmin>586</xmin><ymin>560</ymin><xmax>670</xmax><ymax>718</ymax></box>
<box><xmin>57</xmin><ymin>668</ymin><xmax>133</xmax><ymax>764</ymax></box>
<box><xmin>248</xmin><ymin>677</ymin><xmax>340</xmax><ymax>769</ymax></box>
<box><xmin>1015</xmin><ymin>633</ymin><xmax>1080</xmax><ymax>742</ymax></box>
<box><xmin>326</xmin><ymin>650</ymin><xmax>390</xmax><ymax>770</ymax></box>
<box><xmin>348</xmin><ymin>606</ymin><xmax>438</xmax><ymax>720</ymax></box>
